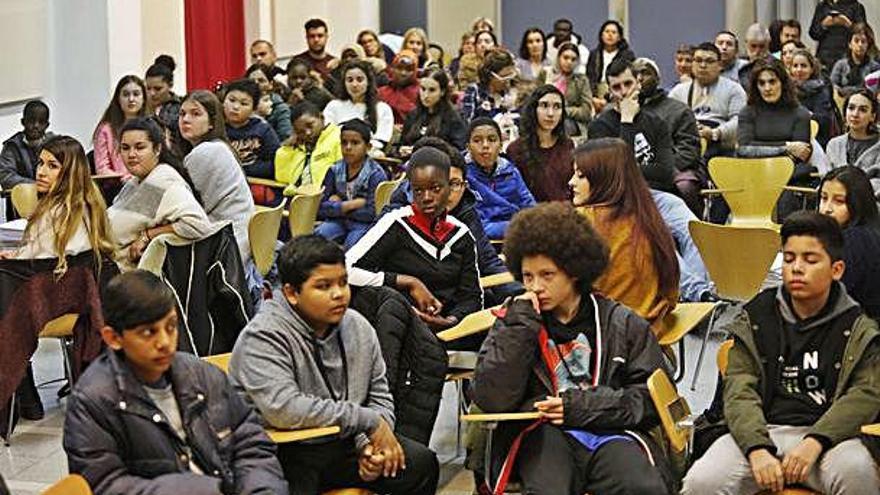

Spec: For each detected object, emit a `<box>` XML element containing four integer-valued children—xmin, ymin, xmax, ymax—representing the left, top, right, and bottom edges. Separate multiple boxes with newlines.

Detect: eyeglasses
<box><xmin>449</xmin><ymin>179</ymin><xmax>466</xmax><ymax>191</ymax></box>
<box><xmin>693</xmin><ymin>57</ymin><xmax>719</xmax><ymax>66</ymax></box>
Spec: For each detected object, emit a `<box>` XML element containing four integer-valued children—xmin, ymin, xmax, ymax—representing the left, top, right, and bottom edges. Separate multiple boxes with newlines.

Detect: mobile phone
<box><xmin>829</xmin><ymin>10</ymin><xmax>841</xmax><ymax>16</ymax></box>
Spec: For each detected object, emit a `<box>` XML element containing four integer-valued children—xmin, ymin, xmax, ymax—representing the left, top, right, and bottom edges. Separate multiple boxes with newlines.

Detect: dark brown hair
<box><xmin>747</xmin><ymin>58</ymin><xmax>798</xmax><ymax>108</ymax></box>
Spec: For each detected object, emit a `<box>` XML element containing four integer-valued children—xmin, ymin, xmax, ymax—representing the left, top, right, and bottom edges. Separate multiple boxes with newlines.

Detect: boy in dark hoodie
<box><xmin>229</xmin><ymin>235</ymin><xmax>439</xmax><ymax>495</ymax></box>
<box><xmin>0</xmin><ymin>100</ymin><xmax>53</xmax><ymax>220</ymax></box>
<box><xmin>223</xmin><ymin>78</ymin><xmax>280</xmax><ymax>180</ymax></box>
<box><xmin>63</xmin><ymin>270</ymin><xmax>288</xmax><ymax>495</ymax></box>
<box><xmin>683</xmin><ymin>211</ymin><xmax>880</xmax><ymax>494</ymax></box>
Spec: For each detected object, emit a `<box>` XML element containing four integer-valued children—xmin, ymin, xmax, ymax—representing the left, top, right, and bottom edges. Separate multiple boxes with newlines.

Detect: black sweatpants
<box><xmin>504</xmin><ymin>423</ymin><xmax>670</xmax><ymax>495</ymax></box>
<box><xmin>276</xmin><ymin>434</ymin><xmax>438</xmax><ymax>495</ymax></box>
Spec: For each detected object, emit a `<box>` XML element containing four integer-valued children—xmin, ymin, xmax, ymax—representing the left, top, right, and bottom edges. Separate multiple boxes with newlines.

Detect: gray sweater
<box><xmin>669</xmin><ymin>76</ymin><xmax>746</xmax><ymax>150</ymax></box>
<box><xmin>228</xmin><ymin>292</ymin><xmax>394</xmax><ymax>447</ymax></box>
<box><xmin>183</xmin><ymin>140</ymin><xmax>255</xmax><ymax>260</ymax></box>
<box><xmin>826</xmin><ymin>134</ymin><xmax>880</xmax><ymax>194</ymax></box>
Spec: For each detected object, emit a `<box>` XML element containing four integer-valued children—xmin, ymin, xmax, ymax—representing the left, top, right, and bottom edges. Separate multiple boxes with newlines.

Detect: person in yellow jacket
<box><xmin>275</xmin><ymin>101</ymin><xmax>342</xmax><ymax>196</ymax></box>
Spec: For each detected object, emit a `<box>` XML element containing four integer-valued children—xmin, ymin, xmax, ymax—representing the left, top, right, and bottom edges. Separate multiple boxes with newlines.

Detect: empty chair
<box><xmin>704</xmin><ymin>156</ymin><xmax>793</xmax><ymax>227</ymax></box>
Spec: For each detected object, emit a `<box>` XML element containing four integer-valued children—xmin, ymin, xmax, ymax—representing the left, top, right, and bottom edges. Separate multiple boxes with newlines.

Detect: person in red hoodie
<box><xmin>378</xmin><ymin>50</ymin><xmax>420</xmax><ymax>125</ymax></box>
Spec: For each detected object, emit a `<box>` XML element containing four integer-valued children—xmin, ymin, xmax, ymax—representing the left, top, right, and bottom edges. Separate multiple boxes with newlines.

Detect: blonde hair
<box><xmin>402</xmin><ymin>27</ymin><xmax>430</xmax><ymax>58</ymax></box>
<box><xmin>24</xmin><ymin>136</ymin><xmax>115</xmax><ymax>276</ymax></box>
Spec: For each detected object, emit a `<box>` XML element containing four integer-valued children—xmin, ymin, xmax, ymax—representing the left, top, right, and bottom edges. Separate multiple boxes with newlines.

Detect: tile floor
<box><xmin>1</xmin><ymin>316</ymin><xmax>726</xmax><ymax>494</ymax></box>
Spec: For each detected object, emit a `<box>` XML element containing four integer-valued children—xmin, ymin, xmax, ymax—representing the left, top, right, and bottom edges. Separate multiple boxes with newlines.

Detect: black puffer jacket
<box><xmin>350</xmin><ymin>285</ymin><xmax>448</xmax><ymax>445</ymax></box>
<box><xmin>63</xmin><ymin>350</ymin><xmax>288</xmax><ymax>495</ymax></box>
<box><xmin>797</xmin><ymin>78</ymin><xmax>840</xmax><ymax>147</ymax></box>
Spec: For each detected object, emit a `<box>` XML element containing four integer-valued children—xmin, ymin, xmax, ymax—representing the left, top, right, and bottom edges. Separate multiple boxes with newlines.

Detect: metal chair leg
<box><xmin>672</xmin><ymin>339</ymin><xmax>687</xmax><ymax>383</ymax></box>
<box><xmin>4</xmin><ymin>392</ymin><xmax>15</xmax><ymax>446</ymax></box>
<box><xmin>691</xmin><ymin>304</ymin><xmax>720</xmax><ymax>391</ymax></box>
<box><xmin>484</xmin><ymin>422</ymin><xmax>497</xmax><ymax>493</ymax></box>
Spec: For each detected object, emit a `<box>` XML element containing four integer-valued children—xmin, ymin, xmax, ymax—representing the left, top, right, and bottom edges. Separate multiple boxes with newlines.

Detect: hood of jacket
<box><xmin>775</xmin><ymin>281</ymin><xmax>859</xmax><ymax>331</ymax></box>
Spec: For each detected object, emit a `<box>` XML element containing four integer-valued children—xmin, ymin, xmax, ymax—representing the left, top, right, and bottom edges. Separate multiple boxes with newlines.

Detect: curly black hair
<box><xmin>503</xmin><ymin>202</ymin><xmax>609</xmax><ymax>293</ymax></box>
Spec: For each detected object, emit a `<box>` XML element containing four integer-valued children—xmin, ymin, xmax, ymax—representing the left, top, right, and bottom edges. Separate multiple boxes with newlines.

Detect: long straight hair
<box><xmin>94</xmin><ymin>75</ymin><xmax>149</xmax><ymax>140</ymax></box>
<box><xmin>518</xmin><ymin>84</ymin><xmax>569</xmax><ymax>187</ymax></box>
<box><xmin>401</xmin><ymin>69</ymin><xmax>458</xmax><ymax>145</ymax></box>
<box><xmin>335</xmin><ymin>60</ymin><xmax>380</xmax><ymax>132</ymax></box>
<box><xmin>573</xmin><ymin>138</ymin><xmax>679</xmax><ymax>296</ymax></box>
<box><xmin>819</xmin><ymin>166</ymin><xmax>880</xmax><ymax>229</ymax></box>
<box><xmin>24</xmin><ymin>136</ymin><xmax>115</xmax><ymax>276</ymax></box>
<box><xmin>178</xmin><ymin>90</ymin><xmax>237</xmax><ymax>160</ymax></box>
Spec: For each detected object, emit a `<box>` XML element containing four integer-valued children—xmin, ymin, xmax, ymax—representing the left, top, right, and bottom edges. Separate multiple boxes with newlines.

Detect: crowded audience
<box><xmin>4</xmin><ymin>7</ymin><xmax>880</xmax><ymax>495</ymax></box>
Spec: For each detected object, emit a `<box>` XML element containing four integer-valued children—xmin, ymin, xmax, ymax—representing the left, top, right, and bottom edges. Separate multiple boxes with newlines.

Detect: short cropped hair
<box><xmin>694</xmin><ymin>41</ymin><xmax>722</xmax><ymax>59</ymax></box>
<box><xmin>224</xmin><ymin>78</ymin><xmax>261</xmax><ymax>106</ymax></box>
<box><xmin>503</xmin><ymin>202</ymin><xmax>610</xmax><ymax>293</ymax></box>
<box><xmin>103</xmin><ymin>270</ymin><xmax>176</xmax><ymax>332</ymax></box>
<box><xmin>305</xmin><ymin>18</ymin><xmax>327</xmax><ymax>32</ymax></box>
<box><xmin>23</xmin><ymin>100</ymin><xmax>49</xmax><ymax>120</ymax></box>
<box><xmin>289</xmin><ymin>101</ymin><xmax>322</xmax><ymax>124</ymax></box>
<box><xmin>606</xmin><ymin>58</ymin><xmax>634</xmax><ymax>80</ymax></box>
<box><xmin>278</xmin><ymin>235</ymin><xmax>346</xmax><ymax>290</ymax></box>
<box><xmin>780</xmin><ymin>211</ymin><xmax>845</xmax><ymax>262</ymax></box>
<box><xmin>412</xmin><ymin>137</ymin><xmax>466</xmax><ymax>173</ymax></box>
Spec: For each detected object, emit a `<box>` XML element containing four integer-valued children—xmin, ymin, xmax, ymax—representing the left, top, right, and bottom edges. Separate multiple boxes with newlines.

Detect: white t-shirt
<box><xmin>323</xmin><ymin>99</ymin><xmax>394</xmax><ymax>149</ymax></box>
<box><xmin>601</xmin><ymin>49</ymin><xmax>619</xmax><ymax>82</ymax></box>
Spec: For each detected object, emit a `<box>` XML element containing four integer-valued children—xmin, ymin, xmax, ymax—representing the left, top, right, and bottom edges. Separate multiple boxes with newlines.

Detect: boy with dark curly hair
<box><xmin>472</xmin><ymin>202</ymin><xmax>675</xmax><ymax>494</ymax></box>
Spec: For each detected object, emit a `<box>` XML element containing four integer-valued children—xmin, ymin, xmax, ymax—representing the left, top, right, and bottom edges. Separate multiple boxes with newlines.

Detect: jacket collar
<box><xmin>407</xmin><ymin>203</ymin><xmax>455</xmax><ymax>243</ymax></box>
<box><xmin>775</xmin><ymin>281</ymin><xmax>858</xmax><ymax>330</ymax></box>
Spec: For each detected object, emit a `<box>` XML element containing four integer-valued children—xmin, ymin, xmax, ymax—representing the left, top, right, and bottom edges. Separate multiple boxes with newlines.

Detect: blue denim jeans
<box><xmin>315</xmin><ymin>220</ymin><xmax>371</xmax><ymax>250</ymax></box>
<box><xmin>650</xmin><ymin>190</ymin><xmax>715</xmax><ymax>301</ymax></box>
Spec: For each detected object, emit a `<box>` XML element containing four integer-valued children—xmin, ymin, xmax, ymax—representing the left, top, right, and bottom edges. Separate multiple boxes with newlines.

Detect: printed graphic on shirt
<box><xmin>633</xmin><ymin>132</ymin><xmax>656</xmax><ymax>170</ymax></box>
<box><xmin>781</xmin><ymin>350</ymin><xmax>828</xmax><ymax>406</ymax></box>
<box><xmin>230</xmin><ymin>137</ymin><xmax>262</xmax><ymax>167</ymax></box>
<box><xmin>546</xmin><ymin>334</ymin><xmax>593</xmax><ymax>392</ymax></box>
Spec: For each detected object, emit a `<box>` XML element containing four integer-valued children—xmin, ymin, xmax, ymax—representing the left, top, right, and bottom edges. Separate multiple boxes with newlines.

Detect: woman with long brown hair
<box><xmin>568</xmin><ymin>137</ymin><xmax>679</xmax><ymax>335</ymax></box>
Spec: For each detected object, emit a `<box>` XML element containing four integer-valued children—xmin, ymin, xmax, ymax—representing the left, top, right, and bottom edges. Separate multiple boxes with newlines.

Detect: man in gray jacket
<box><xmin>0</xmin><ymin>100</ymin><xmax>52</xmax><ymax>219</ymax></box>
<box><xmin>229</xmin><ymin>235</ymin><xmax>439</xmax><ymax>495</ymax></box>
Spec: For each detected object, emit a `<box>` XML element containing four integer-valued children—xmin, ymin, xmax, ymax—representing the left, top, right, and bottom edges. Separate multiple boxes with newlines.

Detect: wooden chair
<box><xmin>42</xmin><ymin>474</ymin><xmax>91</xmax><ymax>495</ymax></box>
<box><xmin>10</xmin><ymin>183</ymin><xmax>38</xmax><ymax>219</ymax></box>
<box><xmin>479</xmin><ymin>271</ymin><xmax>515</xmax><ymax>289</ymax></box>
<box><xmin>248</xmin><ymin>198</ymin><xmax>288</xmax><ymax>277</ymax></box>
<box><xmin>647</xmin><ymin>369</ymin><xmax>695</xmax><ymax>457</ymax></box>
<box><xmin>657</xmin><ymin>302</ymin><xmax>716</xmax><ymax>382</ymax></box>
<box><xmin>702</xmin><ymin>156</ymin><xmax>794</xmax><ymax>228</ymax></box>
<box><xmin>5</xmin><ymin>313</ymin><xmax>79</xmax><ymax>445</ymax></box>
<box><xmin>286</xmin><ymin>184</ymin><xmax>324</xmax><ymax>237</ymax></box>
<box><xmin>374</xmin><ymin>178</ymin><xmax>402</xmax><ymax>216</ymax></box>
<box><xmin>810</xmin><ymin>120</ymin><xmax>819</xmax><ymax>142</ymax></box>
<box><xmin>688</xmin><ymin>220</ymin><xmax>780</xmax><ymax>390</ymax></box>
<box><xmin>246</xmin><ymin>176</ymin><xmax>288</xmax><ymax>189</ymax></box>
<box><xmin>436</xmin><ymin>306</ymin><xmax>500</xmax><ymax>343</ymax></box>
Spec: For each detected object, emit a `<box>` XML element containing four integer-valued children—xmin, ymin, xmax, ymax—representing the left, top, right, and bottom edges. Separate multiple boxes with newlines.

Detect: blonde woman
<box><xmin>13</xmin><ymin>135</ymin><xmax>114</xmax><ymax>275</ymax></box>
<box><xmin>401</xmin><ymin>27</ymin><xmax>434</xmax><ymax>70</ymax></box>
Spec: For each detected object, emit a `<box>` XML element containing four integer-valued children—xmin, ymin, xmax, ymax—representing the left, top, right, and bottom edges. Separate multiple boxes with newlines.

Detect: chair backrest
<box><xmin>810</xmin><ymin>120</ymin><xmax>819</xmax><ymax>141</ymax></box>
<box><xmin>374</xmin><ymin>178</ymin><xmax>402</xmax><ymax>216</ymax></box>
<box><xmin>689</xmin><ymin>220</ymin><xmax>780</xmax><ymax>301</ymax></box>
<box><xmin>248</xmin><ymin>199</ymin><xmax>288</xmax><ymax>277</ymax></box>
<box><xmin>708</xmin><ymin>156</ymin><xmax>793</xmax><ymax>226</ymax></box>
<box><xmin>436</xmin><ymin>306</ymin><xmax>499</xmax><ymax>342</ymax></box>
<box><xmin>11</xmin><ymin>183</ymin><xmax>38</xmax><ymax>219</ymax></box>
<box><xmin>647</xmin><ymin>368</ymin><xmax>691</xmax><ymax>453</ymax></box>
<box><xmin>43</xmin><ymin>474</ymin><xmax>92</xmax><ymax>495</ymax></box>
<box><xmin>39</xmin><ymin>313</ymin><xmax>79</xmax><ymax>339</ymax></box>
<box><xmin>717</xmin><ymin>339</ymin><xmax>734</xmax><ymax>376</ymax></box>
<box><xmin>288</xmin><ymin>185</ymin><xmax>324</xmax><ymax>237</ymax></box>
<box><xmin>203</xmin><ymin>353</ymin><xmax>232</xmax><ymax>373</ymax></box>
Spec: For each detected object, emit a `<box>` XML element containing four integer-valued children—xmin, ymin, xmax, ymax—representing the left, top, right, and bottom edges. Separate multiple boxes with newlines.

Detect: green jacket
<box><xmin>723</xmin><ymin>286</ymin><xmax>880</xmax><ymax>456</ymax></box>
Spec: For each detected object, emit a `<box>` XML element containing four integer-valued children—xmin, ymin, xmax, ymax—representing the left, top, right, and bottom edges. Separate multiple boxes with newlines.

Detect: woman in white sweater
<box><xmin>178</xmin><ymin>90</ymin><xmax>255</xmax><ymax>262</ymax></box>
<box><xmin>323</xmin><ymin>59</ymin><xmax>393</xmax><ymax>152</ymax></box>
<box><xmin>109</xmin><ymin>117</ymin><xmax>216</xmax><ymax>268</ymax></box>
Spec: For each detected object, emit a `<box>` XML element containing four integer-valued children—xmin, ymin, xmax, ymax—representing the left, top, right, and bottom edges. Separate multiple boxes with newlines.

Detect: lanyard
<box><xmin>312</xmin><ymin>331</ymin><xmax>349</xmax><ymax>402</ymax></box>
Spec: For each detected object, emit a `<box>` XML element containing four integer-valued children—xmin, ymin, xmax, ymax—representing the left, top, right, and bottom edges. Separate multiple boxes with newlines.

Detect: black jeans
<box><xmin>502</xmin><ymin>423</ymin><xmax>670</xmax><ymax>495</ymax></box>
<box><xmin>276</xmin><ymin>434</ymin><xmax>438</xmax><ymax>495</ymax></box>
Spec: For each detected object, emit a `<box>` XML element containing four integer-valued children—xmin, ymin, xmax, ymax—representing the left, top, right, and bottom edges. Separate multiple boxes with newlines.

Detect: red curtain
<box><xmin>184</xmin><ymin>0</ymin><xmax>245</xmax><ymax>91</ymax></box>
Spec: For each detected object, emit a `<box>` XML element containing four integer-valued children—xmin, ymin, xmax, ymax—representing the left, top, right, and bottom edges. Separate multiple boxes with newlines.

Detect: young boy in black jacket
<box><xmin>683</xmin><ymin>211</ymin><xmax>880</xmax><ymax>494</ymax></box>
<box><xmin>62</xmin><ymin>270</ymin><xmax>287</xmax><ymax>495</ymax></box>
<box><xmin>472</xmin><ymin>202</ymin><xmax>674</xmax><ymax>495</ymax></box>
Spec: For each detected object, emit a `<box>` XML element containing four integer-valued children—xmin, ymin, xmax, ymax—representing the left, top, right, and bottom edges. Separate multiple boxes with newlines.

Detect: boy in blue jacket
<box><xmin>465</xmin><ymin>118</ymin><xmax>535</xmax><ymax>239</ymax></box>
<box><xmin>315</xmin><ymin>119</ymin><xmax>388</xmax><ymax>249</ymax></box>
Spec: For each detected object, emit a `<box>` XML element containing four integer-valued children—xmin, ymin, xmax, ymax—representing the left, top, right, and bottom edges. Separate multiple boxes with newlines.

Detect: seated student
<box><xmin>819</xmin><ymin>166</ymin><xmax>880</xmax><ymax>318</ymax></box>
<box><xmin>0</xmin><ymin>100</ymin><xmax>52</xmax><ymax>195</ymax></box>
<box><xmin>109</xmin><ymin>117</ymin><xmax>215</xmax><ymax>268</ymax></box>
<box><xmin>465</xmin><ymin>117</ymin><xmax>536</xmax><ymax>239</ymax></box>
<box><xmin>347</xmin><ymin>146</ymin><xmax>483</xmax><ymax>333</ymax></box>
<box><xmin>315</xmin><ymin>119</ymin><xmax>387</xmax><ymax>249</ymax></box>
<box><xmin>246</xmin><ymin>63</ymin><xmax>293</xmax><ymax>141</ymax></box>
<box><xmin>399</xmin><ymin>69</ymin><xmax>468</xmax><ymax>154</ymax></box>
<box><xmin>63</xmin><ymin>270</ymin><xmax>288</xmax><ymax>495</ymax></box>
<box><xmin>826</xmin><ymin>90</ymin><xmax>880</xmax><ymax>188</ymax></box>
<box><xmin>383</xmin><ymin>138</ymin><xmax>516</xmax><ymax>305</ymax></box>
<box><xmin>5</xmin><ymin>135</ymin><xmax>114</xmax><ymax>420</ymax></box>
<box><xmin>830</xmin><ymin>23</ymin><xmax>880</xmax><ymax>98</ymax></box>
<box><xmin>472</xmin><ymin>202</ymin><xmax>674</xmax><ymax>495</ymax></box>
<box><xmin>286</xmin><ymin>58</ymin><xmax>334</xmax><ymax>111</ymax></box>
<box><xmin>570</xmin><ymin>138</ymin><xmax>679</xmax><ymax>336</ymax></box>
<box><xmin>228</xmin><ymin>235</ymin><xmax>439</xmax><ymax>494</ymax></box>
<box><xmin>323</xmin><ymin>60</ymin><xmax>394</xmax><ymax>153</ymax></box>
<box><xmin>275</xmin><ymin>101</ymin><xmax>343</xmax><ymax>192</ymax></box>
<box><xmin>94</xmin><ymin>75</ymin><xmax>149</xmax><ymax>181</ymax></box>
<box><xmin>506</xmin><ymin>85</ymin><xmax>576</xmax><ymax>202</ymax></box>
<box><xmin>683</xmin><ymin>211</ymin><xmax>880</xmax><ymax>495</ymax></box>
<box><xmin>377</xmin><ymin>50</ymin><xmax>420</xmax><ymax>125</ymax></box>
<box><xmin>222</xmin><ymin>78</ymin><xmax>280</xmax><ymax>180</ymax></box>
